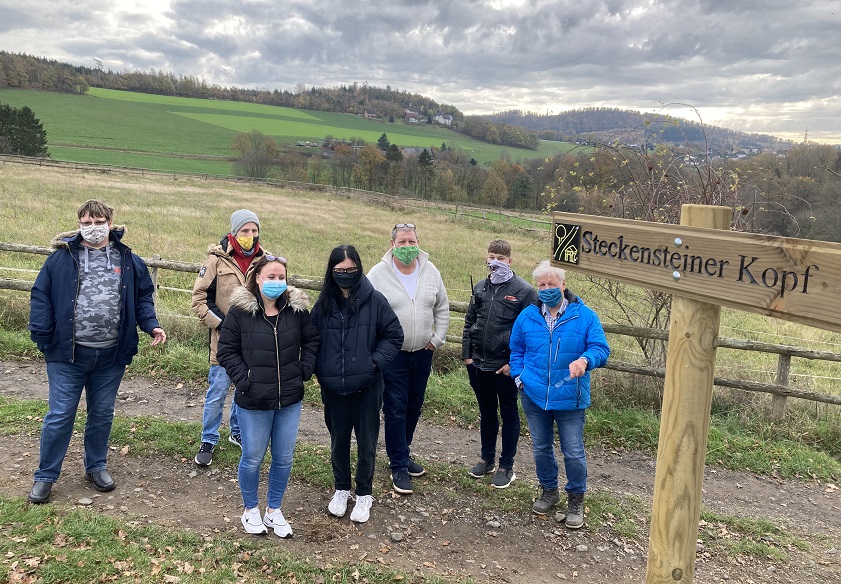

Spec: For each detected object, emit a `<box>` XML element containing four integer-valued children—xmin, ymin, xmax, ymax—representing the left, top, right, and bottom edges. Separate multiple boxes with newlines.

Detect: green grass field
<box><xmin>0</xmin><ymin>87</ymin><xmax>576</xmax><ymax>170</ymax></box>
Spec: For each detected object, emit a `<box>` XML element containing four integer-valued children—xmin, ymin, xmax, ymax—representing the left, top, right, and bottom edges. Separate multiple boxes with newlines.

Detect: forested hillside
<box><xmin>0</xmin><ymin>51</ymin><xmax>538</xmax><ymax>150</ymax></box>
<box><xmin>483</xmin><ymin>108</ymin><xmax>792</xmax><ymax>153</ymax></box>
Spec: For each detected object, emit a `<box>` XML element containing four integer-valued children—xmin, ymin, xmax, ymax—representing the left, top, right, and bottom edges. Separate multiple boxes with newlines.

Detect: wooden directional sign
<box><xmin>552</xmin><ymin>211</ymin><xmax>841</xmax><ymax>333</ymax></box>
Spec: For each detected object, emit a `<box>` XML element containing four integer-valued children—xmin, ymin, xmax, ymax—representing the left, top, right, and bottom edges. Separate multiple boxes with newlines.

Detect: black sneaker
<box><xmin>491</xmin><ymin>467</ymin><xmax>516</xmax><ymax>489</ymax></box>
<box><xmin>228</xmin><ymin>433</ymin><xmax>242</xmax><ymax>449</ymax></box>
<box><xmin>407</xmin><ymin>458</ymin><xmax>427</xmax><ymax>477</ymax></box>
<box><xmin>468</xmin><ymin>460</ymin><xmax>494</xmax><ymax>478</ymax></box>
<box><xmin>392</xmin><ymin>470</ymin><xmax>413</xmax><ymax>494</ymax></box>
<box><xmin>194</xmin><ymin>442</ymin><xmax>214</xmax><ymax>466</ymax></box>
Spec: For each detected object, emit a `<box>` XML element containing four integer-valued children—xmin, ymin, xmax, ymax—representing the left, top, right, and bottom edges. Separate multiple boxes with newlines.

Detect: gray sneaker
<box><xmin>491</xmin><ymin>467</ymin><xmax>516</xmax><ymax>489</ymax></box>
<box><xmin>565</xmin><ymin>492</ymin><xmax>585</xmax><ymax>529</ymax></box>
<box><xmin>532</xmin><ymin>485</ymin><xmax>560</xmax><ymax>515</ymax></box>
<box><xmin>468</xmin><ymin>460</ymin><xmax>494</xmax><ymax>478</ymax></box>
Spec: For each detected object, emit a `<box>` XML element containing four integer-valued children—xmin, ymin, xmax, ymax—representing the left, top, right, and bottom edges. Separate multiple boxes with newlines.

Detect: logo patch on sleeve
<box><xmin>199</xmin><ymin>266</ymin><xmax>207</xmax><ymax>277</ymax></box>
<box><xmin>504</xmin><ymin>295</ymin><xmax>518</xmax><ymax>301</ymax></box>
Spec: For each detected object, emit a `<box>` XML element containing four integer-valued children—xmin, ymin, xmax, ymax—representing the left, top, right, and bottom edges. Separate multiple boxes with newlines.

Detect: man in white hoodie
<box><xmin>368</xmin><ymin>223</ymin><xmax>450</xmax><ymax>495</ymax></box>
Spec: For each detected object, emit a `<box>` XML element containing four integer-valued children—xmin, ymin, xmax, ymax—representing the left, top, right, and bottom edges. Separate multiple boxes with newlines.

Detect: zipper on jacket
<box><xmin>544</xmin><ymin>318</ymin><xmax>553</xmax><ymax>410</ymax></box>
<box><xmin>116</xmin><ymin>245</ymin><xmax>127</xmax><ymax>365</ymax></box>
<box><xmin>480</xmin><ymin>283</ymin><xmax>499</xmax><ymax>363</ymax></box>
<box><xmin>340</xmin><ymin>309</ymin><xmax>347</xmax><ymax>393</ymax></box>
<box><xmin>263</xmin><ymin>310</ymin><xmax>282</xmax><ymax>408</ymax></box>
<box><xmin>70</xmin><ymin>247</ymin><xmax>82</xmax><ymax>362</ymax></box>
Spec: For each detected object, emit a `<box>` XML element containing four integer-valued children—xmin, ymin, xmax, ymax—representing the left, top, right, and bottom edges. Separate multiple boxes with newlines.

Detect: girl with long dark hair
<box><xmin>311</xmin><ymin>244</ymin><xmax>403</xmax><ymax>523</ymax></box>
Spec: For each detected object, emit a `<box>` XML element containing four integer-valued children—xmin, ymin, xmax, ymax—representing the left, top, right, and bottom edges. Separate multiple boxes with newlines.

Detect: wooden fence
<box><xmin>2</xmin><ymin>241</ymin><xmax>840</xmax><ymax>417</ymax></box>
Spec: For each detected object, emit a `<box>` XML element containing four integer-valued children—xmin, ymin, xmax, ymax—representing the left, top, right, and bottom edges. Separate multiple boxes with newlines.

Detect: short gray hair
<box><xmin>391</xmin><ymin>223</ymin><xmax>418</xmax><ymax>241</ymax></box>
<box><xmin>532</xmin><ymin>260</ymin><xmax>565</xmax><ymax>284</ymax></box>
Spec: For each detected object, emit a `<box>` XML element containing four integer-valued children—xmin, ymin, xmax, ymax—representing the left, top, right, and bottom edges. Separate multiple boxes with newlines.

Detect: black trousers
<box><xmin>321</xmin><ymin>375</ymin><xmax>384</xmax><ymax>496</ymax></box>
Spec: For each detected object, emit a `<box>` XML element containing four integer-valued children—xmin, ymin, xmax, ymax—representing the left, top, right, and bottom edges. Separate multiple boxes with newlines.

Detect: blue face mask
<box><xmin>538</xmin><ymin>287</ymin><xmax>562</xmax><ymax>307</ymax></box>
<box><xmin>261</xmin><ymin>280</ymin><xmax>287</xmax><ymax>300</ymax></box>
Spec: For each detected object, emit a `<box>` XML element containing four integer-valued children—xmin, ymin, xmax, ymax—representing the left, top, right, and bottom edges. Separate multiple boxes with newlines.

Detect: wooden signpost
<box><xmin>551</xmin><ymin>205</ymin><xmax>841</xmax><ymax>583</ymax></box>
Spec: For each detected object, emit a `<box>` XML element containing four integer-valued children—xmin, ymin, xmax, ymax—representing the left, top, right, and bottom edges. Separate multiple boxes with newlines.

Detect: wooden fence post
<box><xmin>771</xmin><ymin>354</ymin><xmax>791</xmax><ymax>421</ymax></box>
<box><xmin>149</xmin><ymin>255</ymin><xmax>161</xmax><ymax>315</ymax></box>
<box><xmin>645</xmin><ymin>204</ymin><xmax>732</xmax><ymax>584</ymax></box>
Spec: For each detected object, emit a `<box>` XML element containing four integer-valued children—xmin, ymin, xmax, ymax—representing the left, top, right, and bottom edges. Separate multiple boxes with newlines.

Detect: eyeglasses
<box><xmin>333</xmin><ymin>268</ymin><xmax>359</xmax><ymax>275</ymax></box>
<box><xmin>79</xmin><ymin>219</ymin><xmax>108</xmax><ymax>227</ymax></box>
<box><xmin>394</xmin><ymin>223</ymin><xmax>415</xmax><ymax>230</ymax></box>
<box><xmin>265</xmin><ymin>254</ymin><xmax>287</xmax><ymax>264</ymax></box>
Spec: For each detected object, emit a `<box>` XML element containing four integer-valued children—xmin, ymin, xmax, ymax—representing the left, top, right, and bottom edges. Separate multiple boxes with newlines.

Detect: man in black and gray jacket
<box><xmin>462</xmin><ymin>239</ymin><xmax>537</xmax><ymax>489</ymax></box>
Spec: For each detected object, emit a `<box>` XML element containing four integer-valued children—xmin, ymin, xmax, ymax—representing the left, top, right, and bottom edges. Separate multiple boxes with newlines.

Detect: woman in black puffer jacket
<box><xmin>311</xmin><ymin>244</ymin><xmax>403</xmax><ymax>524</ymax></box>
<box><xmin>217</xmin><ymin>255</ymin><xmax>319</xmax><ymax>538</ymax></box>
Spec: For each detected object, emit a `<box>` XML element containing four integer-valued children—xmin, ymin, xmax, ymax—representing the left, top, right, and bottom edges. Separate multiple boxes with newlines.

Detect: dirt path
<box><xmin>1</xmin><ymin>358</ymin><xmax>839</xmax><ymax>583</ymax></box>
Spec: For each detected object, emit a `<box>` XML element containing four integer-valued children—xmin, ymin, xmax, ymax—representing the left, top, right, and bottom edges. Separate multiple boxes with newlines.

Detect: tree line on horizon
<box><xmin>485</xmin><ymin>108</ymin><xmax>794</xmax><ymax>153</ymax></box>
<box><xmin>235</xmin><ymin>128</ymin><xmax>841</xmax><ymax>244</ymax></box>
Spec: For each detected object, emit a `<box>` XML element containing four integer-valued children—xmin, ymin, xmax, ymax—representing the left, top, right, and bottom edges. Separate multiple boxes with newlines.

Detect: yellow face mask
<box><xmin>236</xmin><ymin>235</ymin><xmax>255</xmax><ymax>251</ymax></box>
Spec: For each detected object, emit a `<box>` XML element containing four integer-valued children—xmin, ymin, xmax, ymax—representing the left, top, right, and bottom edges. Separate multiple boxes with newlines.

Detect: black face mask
<box><xmin>332</xmin><ymin>272</ymin><xmax>358</xmax><ymax>289</ymax></box>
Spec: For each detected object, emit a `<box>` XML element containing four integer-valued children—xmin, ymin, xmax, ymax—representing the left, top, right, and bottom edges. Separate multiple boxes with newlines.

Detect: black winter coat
<box><xmin>461</xmin><ymin>273</ymin><xmax>537</xmax><ymax>370</ymax></box>
<box><xmin>311</xmin><ymin>276</ymin><xmax>403</xmax><ymax>395</ymax></box>
<box><xmin>217</xmin><ymin>286</ymin><xmax>320</xmax><ymax>410</ymax></box>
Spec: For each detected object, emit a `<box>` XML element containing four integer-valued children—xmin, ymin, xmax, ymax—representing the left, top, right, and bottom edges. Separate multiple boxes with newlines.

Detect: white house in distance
<box><xmin>433</xmin><ymin>112</ymin><xmax>453</xmax><ymax>126</ymax></box>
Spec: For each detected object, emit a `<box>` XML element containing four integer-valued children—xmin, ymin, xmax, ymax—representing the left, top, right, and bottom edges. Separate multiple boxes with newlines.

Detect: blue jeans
<box><xmin>467</xmin><ymin>364</ymin><xmax>520</xmax><ymax>469</ymax></box>
<box><xmin>520</xmin><ymin>390</ymin><xmax>587</xmax><ymax>494</ymax></box>
<box><xmin>237</xmin><ymin>401</ymin><xmax>302</xmax><ymax>510</ymax></box>
<box><xmin>382</xmin><ymin>349</ymin><xmax>434</xmax><ymax>471</ymax></box>
<box><xmin>35</xmin><ymin>345</ymin><xmax>126</xmax><ymax>483</ymax></box>
<box><xmin>201</xmin><ymin>364</ymin><xmax>239</xmax><ymax>444</ymax></box>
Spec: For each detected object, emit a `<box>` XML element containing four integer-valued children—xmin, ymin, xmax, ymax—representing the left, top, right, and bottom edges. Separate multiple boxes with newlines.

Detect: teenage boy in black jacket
<box><xmin>462</xmin><ymin>240</ymin><xmax>537</xmax><ymax>489</ymax></box>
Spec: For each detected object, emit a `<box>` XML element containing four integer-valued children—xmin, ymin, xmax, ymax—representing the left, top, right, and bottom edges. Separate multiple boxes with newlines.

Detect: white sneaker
<box><xmin>328</xmin><ymin>489</ymin><xmax>351</xmax><ymax>518</ymax></box>
<box><xmin>263</xmin><ymin>508</ymin><xmax>293</xmax><ymax>539</ymax></box>
<box><xmin>350</xmin><ymin>495</ymin><xmax>373</xmax><ymax>523</ymax></box>
<box><xmin>241</xmin><ymin>508</ymin><xmax>267</xmax><ymax>535</ymax></box>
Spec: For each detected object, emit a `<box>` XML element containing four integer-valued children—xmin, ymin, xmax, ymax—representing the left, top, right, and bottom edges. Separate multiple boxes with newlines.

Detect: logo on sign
<box><xmin>553</xmin><ymin>223</ymin><xmax>581</xmax><ymax>265</ymax></box>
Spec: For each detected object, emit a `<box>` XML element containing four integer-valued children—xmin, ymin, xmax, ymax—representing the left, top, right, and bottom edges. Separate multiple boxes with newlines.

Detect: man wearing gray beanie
<box><xmin>191</xmin><ymin>209</ymin><xmax>270</xmax><ymax>465</ymax></box>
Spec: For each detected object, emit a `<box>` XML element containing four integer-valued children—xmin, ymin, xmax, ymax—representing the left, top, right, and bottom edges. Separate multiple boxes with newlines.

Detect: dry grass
<box><xmin>3</xmin><ymin>163</ymin><xmax>841</xmax><ymax>410</ymax></box>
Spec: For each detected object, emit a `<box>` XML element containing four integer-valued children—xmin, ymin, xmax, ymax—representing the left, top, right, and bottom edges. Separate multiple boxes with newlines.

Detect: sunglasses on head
<box><xmin>394</xmin><ymin>223</ymin><xmax>415</xmax><ymax>229</ymax></box>
<box><xmin>265</xmin><ymin>254</ymin><xmax>287</xmax><ymax>264</ymax></box>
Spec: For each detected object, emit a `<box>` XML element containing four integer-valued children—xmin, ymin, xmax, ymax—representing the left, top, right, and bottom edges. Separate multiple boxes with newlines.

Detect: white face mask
<box><xmin>80</xmin><ymin>224</ymin><xmax>110</xmax><ymax>245</ymax></box>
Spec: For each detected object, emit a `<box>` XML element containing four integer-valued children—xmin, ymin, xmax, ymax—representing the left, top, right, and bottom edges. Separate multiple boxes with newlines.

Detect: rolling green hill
<box><xmin>0</xmin><ymin>88</ymin><xmax>575</xmax><ymax>172</ymax></box>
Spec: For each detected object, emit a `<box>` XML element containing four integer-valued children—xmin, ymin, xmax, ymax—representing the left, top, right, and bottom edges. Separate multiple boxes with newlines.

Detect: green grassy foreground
<box><xmin>0</xmin><ymin>87</ymin><xmax>576</xmax><ymax>169</ymax></box>
<box><xmin>0</xmin><ymin>498</ymin><xmax>440</xmax><ymax>584</ymax></box>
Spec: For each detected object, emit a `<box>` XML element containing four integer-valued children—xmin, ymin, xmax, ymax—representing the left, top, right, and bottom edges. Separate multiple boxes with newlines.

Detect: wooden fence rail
<box><xmin>2</xmin><ymin>241</ymin><xmax>839</xmax><ymax>412</ymax></box>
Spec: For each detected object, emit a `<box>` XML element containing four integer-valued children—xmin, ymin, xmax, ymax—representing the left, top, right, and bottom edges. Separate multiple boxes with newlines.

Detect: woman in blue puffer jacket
<box><xmin>509</xmin><ymin>260</ymin><xmax>610</xmax><ymax>530</ymax></box>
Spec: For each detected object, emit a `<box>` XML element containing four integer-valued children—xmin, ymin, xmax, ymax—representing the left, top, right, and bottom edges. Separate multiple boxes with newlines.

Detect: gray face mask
<box><xmin>80</xmin><ymin>224</ymin><xmax>109</xmax><ymax>245</ymax></box>
<box><xmin>488</xmin><ymin>259</ymin><xmax>513</xmax><ymax>284</ymax></box>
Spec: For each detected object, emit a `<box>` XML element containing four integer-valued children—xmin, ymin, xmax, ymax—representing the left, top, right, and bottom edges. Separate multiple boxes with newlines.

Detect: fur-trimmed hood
<box><xmin>228</xmin><ymin>285</ymin><xmax>310</xmax><ymax>315</ymax></box>
<box><xmin>50</xmin><ymin>225</ymin><xmax>127</xmax><ymax>250</ymax></box>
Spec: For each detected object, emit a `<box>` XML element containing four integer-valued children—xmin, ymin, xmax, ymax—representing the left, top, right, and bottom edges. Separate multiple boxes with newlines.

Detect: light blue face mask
<box><xmin>261</xmin><ymin>280</ymin><xmax>287</xmax><ymax>300</ymax></box>
<box><xmin>538</xmin><ymin>287</ymin><xmax>562</xmax><ymax>307</ymax></box>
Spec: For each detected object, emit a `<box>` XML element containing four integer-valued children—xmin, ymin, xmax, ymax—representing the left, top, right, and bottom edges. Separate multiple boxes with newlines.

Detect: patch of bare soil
<box><xmin>1</xmin><ymin>358</ymin><xmax>838</xmax><ymax>583</ymax></box>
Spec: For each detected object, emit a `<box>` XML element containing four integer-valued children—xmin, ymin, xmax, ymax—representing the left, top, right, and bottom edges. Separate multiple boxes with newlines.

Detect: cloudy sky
<box><xmin>2</xmin><ymin>0</ymin><xmax>840</xmax><ymax>143</ymax></box>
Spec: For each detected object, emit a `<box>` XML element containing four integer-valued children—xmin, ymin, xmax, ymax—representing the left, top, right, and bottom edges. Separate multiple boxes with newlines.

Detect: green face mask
<box><xmin>392</xmin><ymin>245</ymin><xmax>420</xmax><ymax>265</ymax></box>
